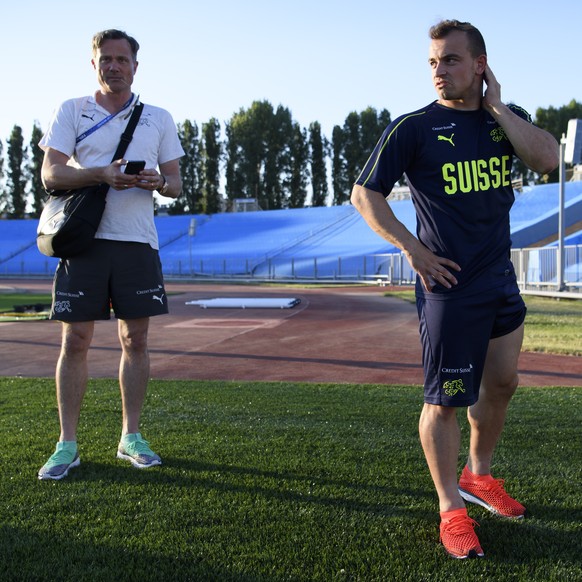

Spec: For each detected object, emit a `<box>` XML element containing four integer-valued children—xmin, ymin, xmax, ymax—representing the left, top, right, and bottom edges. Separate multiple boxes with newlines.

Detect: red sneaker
<box><xmin>458</xmin><ymin>465</ymin><xmax>526</xmax><ymax>519</ymax></box>
<box><xmin>440</xmin><ymin>508</ymin><xmax>484</xmax><ymax>559</ymax></box>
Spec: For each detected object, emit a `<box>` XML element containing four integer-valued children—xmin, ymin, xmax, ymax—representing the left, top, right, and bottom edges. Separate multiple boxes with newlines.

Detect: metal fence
<box><xmin>161</xmin><ymin>253</ymin><xmax>418</xmax><ymax>284</ymax></box>
<box><xmin>162</xmin><ymin>245</ymin><xmax>582</xmax><ymax>295</ymax></box>
<box><xmin>3</xmin><ymin>244</ymin><xmax>582</xmax><ymax>297</ymax></box>
<box><xmin>169</xmin><ymin>245</ymin><xmax>582</xmax><ymax>298</ymax></box>
<box><xmin>511</xmin><ymin>245</ymin><xmax>582</xmax><ymax>297</ymax></box>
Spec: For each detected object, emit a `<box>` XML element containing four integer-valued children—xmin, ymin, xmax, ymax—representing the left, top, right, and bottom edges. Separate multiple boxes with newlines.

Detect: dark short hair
<box><xmin>92</xmin><ymin>29</ymin><xmax>140</xmax><ymax>60</ymax></box>
<box><xmin>429</xmin><ymin>19</ymin><xmax>486</xmax><ymax>58</ymax></box>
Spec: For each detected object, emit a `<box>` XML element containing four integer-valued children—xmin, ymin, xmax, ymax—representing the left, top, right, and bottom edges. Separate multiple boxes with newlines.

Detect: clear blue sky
<box><xmin>1</xmin><ymin>0</ymin><xmax>580</xmax><ymax>144</ymax></box>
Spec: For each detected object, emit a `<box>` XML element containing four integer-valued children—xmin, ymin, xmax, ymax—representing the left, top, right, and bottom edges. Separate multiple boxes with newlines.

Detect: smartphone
<box><xmin>124</xmin><ymin>160</ymin><xmax>146</xmax><ymax>175</ymax></box>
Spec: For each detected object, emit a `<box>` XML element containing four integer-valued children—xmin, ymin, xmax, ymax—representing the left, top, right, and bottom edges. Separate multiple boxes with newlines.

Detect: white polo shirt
<box><xmin>40</xmin><ymin>94</ymin><xmax>184</xmax><ymax>249</ymax></box>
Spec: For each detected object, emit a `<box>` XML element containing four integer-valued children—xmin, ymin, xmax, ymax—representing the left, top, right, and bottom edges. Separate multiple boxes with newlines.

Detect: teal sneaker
<box><xmin>38</xmin><ymin>441</ymin><xmax>80</xmax><ymax>480</ymax></box>
<box><xmin>117</xmin><ymin>433</ymin><xmax>161</xmax><ymax>468</ymax></box>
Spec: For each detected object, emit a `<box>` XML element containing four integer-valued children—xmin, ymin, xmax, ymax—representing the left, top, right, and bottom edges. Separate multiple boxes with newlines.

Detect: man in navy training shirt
<box><xmin>351</xmin><ymin>19</ymin><xmax>558</xmax><ymax>559</ymax></box>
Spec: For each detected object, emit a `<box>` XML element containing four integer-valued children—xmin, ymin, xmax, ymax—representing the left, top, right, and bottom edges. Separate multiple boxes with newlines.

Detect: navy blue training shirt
<box><xmin>355</xmin><ymin>100</ymin><xmax>532</xmax><ymax>294</ymax></box>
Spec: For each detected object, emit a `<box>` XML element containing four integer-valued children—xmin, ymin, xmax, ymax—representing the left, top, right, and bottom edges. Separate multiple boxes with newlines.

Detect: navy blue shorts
<box><xmin>416</xmin><ymin>276</ymin><xmax>526</xmax><ymax>407</ymax></box>
<box><xmin>51</xmin><ymin>240</ymin><xmax>168</xmax><ymax>322</ymax></box>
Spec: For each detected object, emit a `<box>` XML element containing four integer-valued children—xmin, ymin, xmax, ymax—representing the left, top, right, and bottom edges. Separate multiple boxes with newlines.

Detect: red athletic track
<box><xmin>1</xmin><ymin>280</ymin><xmax>581</xmax><ymax>387</ymax></box>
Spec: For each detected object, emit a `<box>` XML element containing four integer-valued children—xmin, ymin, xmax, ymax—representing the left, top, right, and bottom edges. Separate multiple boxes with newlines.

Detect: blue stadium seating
<box><xmin>510</xmin><ymin>181</ymin><xmax>582</xmax><ymax>248</ymax></box>
<box><xmin>1</xmin><ymin>182</ymin><xmax>581</xmax><ymax>280</ymax></box>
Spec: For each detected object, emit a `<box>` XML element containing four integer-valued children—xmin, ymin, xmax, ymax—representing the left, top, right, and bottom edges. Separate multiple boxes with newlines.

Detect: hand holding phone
<box><xmin>124</xmin><ymin>160</ymin><xmax>146</xmax><ymax>175</ymax></box>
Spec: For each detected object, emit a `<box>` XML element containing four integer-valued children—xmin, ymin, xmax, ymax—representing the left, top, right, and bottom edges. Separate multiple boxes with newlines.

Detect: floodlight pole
<box><xmin>189</xmin><ymin>218</ymin><xmax>196</xmax><ymax>276</ymax></box>
<box><xmin>557</xmin><ymin>135</ymin><xmax>566</xmax><ymax>292</ymax></box>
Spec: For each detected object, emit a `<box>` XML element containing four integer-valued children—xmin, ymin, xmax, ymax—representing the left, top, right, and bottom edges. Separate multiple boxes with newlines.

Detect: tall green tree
<box><xmin>28</xmin><ymin>122</ymin><xmax>45</xmax><ymax>218</ymax></box>
<box><xmin>308</xmin><ymin>121</ymin><xmax>328</xmax><ymax>207</ymax></box>
<box><xmin>0</xmin><ymin>140</ymin><xmax>5</xmax><ymax>215</ymax></box>
<box><xmin>201</xmin><ymin>118</ymin><xmax>222</xmax><ymax>214</ymax></box>
<box><xmin>535</xmin><ymin>99</ymin><xmax>582</xmax><ymax>142</ymax></box>
<box><xmin>174</xmin><ymin>120</ymin><xmax>201</xmax><ymax>214</ymax></box>
<box><xmin>511</xmin><ymin>153</ymin><xmax>534</xmax><ymax>187</ymax></box>
<box><xmin>342</xmin><ymin>111</ymin><xmax>362</xmax><ymax>201</ymax></box>
<box><xmin>535</xmin><ymin>99</ymin><xmax>582</xmax><ymax>183</ymax></box>
<box><xmin>331</xmin><ymin>107</ymin><xmax>392</xmax><ymax>205</ymax></box>
<box><xmin>7</xmin><ymin>125</ymin><xmax>27</xmax><ymax>219</ymax></box>
<box><xmin>225</xmin><ymin>100</ymin><xmax>299</xmax><ymax>210</ymax></box>
<box><xmin>331</xmin><ymin>125</ymin><xmax>347</xmax><ymax>205</ymax></box>
<box><xmin>287</xmin><ymin>123</ymin><xmax>309</xmax><ymax>208</ymax></box>
<box><xmin>224</xmin><ymin>121</ymin><xmax>245</xmax><ymax>206</ymax></box>
<box><xmin>360</xmin><ymin>107</ymin><xmax>391</xmax><ymax>163</ymax></box>
<box><xmin>225</xmin><ymin>101</ymin><xmax>268</xmax><ymax>205</ymax></box>
<box><xmin>265</xmin><ymin>104</ymin><xmax>293</xmax><ymax>209</ymax></box>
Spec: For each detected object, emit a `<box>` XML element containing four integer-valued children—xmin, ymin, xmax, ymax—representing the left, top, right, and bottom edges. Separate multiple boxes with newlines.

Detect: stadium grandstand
<box><xmin>1</xmin><ymin>181</ymin><xmax>582</xmax><ymax>293</ymax></box>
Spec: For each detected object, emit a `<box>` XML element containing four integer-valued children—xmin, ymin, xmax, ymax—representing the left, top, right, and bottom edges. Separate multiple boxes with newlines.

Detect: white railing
<box><xmin>3</xmin><ymin>245</ymin><xmax>582</xmax><ymax>297</ymax></box>
<box><xmin>511</xmin><ymin>245</ymin><xmax>582</xmax><ymax>297</ymax></box>
<box><xmin>162</xmin><ymin>245</ymin><xmax>582</xmax><ymax>297</ymax></box>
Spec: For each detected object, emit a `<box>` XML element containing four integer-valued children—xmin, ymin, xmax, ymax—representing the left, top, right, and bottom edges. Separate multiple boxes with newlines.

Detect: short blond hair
<box><xmin>92</xmin><ymin>29</ymin><xmax>140</xmax><ymax>60</ymax></box>
<box><xmin>429</xmin><ymin>20</ymin><xmax>487</xmax><ymax>58</ymax></box>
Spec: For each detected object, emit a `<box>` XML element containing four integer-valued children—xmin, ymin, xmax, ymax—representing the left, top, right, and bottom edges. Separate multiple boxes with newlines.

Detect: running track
<box><xmin>1</xmin><ymin>280</ymin><xmax>581</xmax><ymax>387</ymax></box>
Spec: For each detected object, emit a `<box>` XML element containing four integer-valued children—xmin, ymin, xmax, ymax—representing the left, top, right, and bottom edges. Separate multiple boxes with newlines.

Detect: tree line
<box><xmin>1</xmin><ymin>99</ymin><xmax>580</xmax><ymax>219</ymax></box>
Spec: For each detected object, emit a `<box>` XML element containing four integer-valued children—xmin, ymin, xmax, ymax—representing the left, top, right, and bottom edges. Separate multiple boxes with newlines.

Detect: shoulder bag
<box><xmin>37</xmin><ymin>102</ymin><xmax>144</xmax><ymax>259</ymax></box>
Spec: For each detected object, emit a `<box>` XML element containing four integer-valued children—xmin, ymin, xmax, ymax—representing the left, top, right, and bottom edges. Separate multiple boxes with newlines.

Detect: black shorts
<box><xmin>416</xmin><ymin>275</ymin><xmax>526</xmax><ymax>408</ymax></box>
<box><xmin>51</xmin><ymin>240</ymin><xmax>168</xmax><ymax>322</ymax></box>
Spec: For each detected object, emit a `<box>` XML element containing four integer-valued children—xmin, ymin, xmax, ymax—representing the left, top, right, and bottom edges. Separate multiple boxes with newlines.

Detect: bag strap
<box><xmin>45</xmin><ymin>101</ymin><xmax>144</xmax><ymax>197</ymax></box>
<box><xmin>110</xmin><ymin>102</ymin><xmax>144</xmax><ymax>163</ymax></box>
<box><xmin>76</xmin><ymin>94</ymin><xmax>135</xmax><ymax>144</ymax></box>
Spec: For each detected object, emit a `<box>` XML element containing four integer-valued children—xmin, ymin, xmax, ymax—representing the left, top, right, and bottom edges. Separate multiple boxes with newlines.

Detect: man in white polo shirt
<box><xmin>38</xmin><ymin>29</ymin><xmax>184</xmax><ymax>480</ymax></box>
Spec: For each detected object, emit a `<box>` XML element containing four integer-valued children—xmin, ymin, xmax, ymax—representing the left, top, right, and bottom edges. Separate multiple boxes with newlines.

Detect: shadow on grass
<box><xmin>461</xmin><ymin>506</ymin><xmax>582</xmax><ymax>568</ymax></box>
<box><xmin>58</xmin><ymin>456</ymin><xmax>434</xmax><ymax>520</ymax></box>
<box><xmin>0</xmin><ymin>524</ymin><xmax>257</xmax><ymax>582</ymax></box>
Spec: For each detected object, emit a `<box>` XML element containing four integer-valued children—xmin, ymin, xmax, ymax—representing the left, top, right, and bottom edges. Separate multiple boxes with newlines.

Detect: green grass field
<box><xmin>1</xmin><ymin>378</ymin><xmax>581</xmax><ymax>581</ymax></box>
<box><xmin>0</xmin><ymin>293</ymin><xmax>52</xmax><ymax>312</ymax></box>
<box><xmin>0</xmin><ymin>293</ymin><xmax>52</xmax><ymax>321</ymax></box>
<box><xmin>385</xmin><ymin>291</ymin><xmax>582</xmax><ymax>356</ymax></box>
